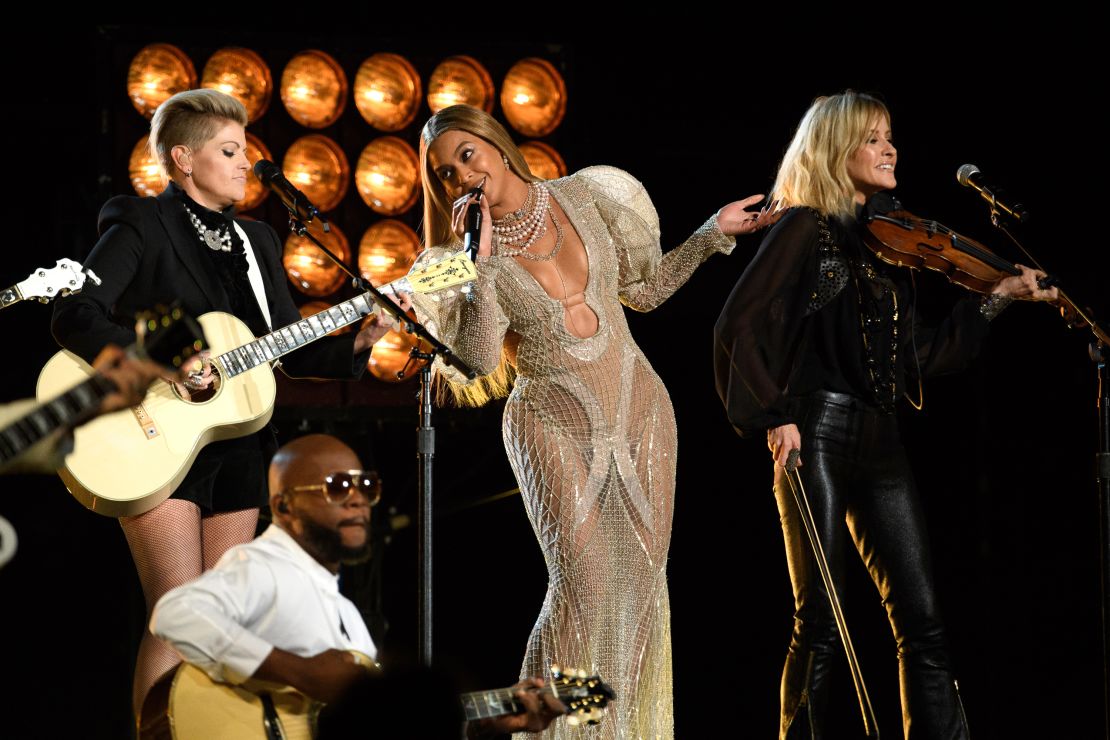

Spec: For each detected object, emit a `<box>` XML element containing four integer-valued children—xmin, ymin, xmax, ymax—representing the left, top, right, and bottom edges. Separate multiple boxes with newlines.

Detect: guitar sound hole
<box><xmin>172</xmin><ymin>364</ymin><xmax>222</xmax><ymax>404</ymax></box>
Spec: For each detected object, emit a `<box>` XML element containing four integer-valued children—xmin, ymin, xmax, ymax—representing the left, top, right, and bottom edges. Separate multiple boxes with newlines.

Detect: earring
<box><xmin>184</xmin><ymin>170</ymin><xmax>192</xmax><ymax>178</ymax></box>
<box><xmin>503</xmin><ymin>155</ymin><xmax>510</xmax><ymax>170</ymax></box>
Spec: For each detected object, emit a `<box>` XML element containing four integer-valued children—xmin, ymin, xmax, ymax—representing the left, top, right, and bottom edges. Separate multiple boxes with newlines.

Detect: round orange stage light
<box><xmin>282</xmin><ymin>135</ymin><xmax>350</xmax><ymax>213</ymax></box>
<box><xmin>359</xmin><ymin>220</ymin><xmax>420</xmax><ymax>287</ymax></box>
<box><xmin>354</xmin><ymin>53</ymin><xmax>422</xmax><ymax>132</ymax></box>
<box><xmin>238</xmin><ymin>133</ymin><xmax>273</xmax><ymax>211</ymax></box>
<box><xmin>201</xmin><ymin>47</ymin><xmax>273</xmax><ymax>123</ymax></box>
<box><xmin>366</xmin><ymin>324</ymin><xmax>429</xmax><ymax>383</ymax></box>
<box><xmin>426</xmin><ymin>56</ymin><xmax>494</xmax><ymax>114</ymax></box>
<box><xmin>518</xmin><ymin>141</ymin><xmax>567</xmax><ymax>180</ymax></box>
<box><xmin>501</xmin><ymin>58</ymin><xmax>566</xmax><ymax>137</ymax></box>
<box><xmin>127</xmin><ymin>43</ymin><xmax>197</xmax><ymax>119</ymax></box>
<box><xmin>129</xmin><ymin>135</ymin><xmax>165</xmax><ymax>197</ymax></box>
<box><xmin>298</xmin><ymin>301</ymin><xmax>354</xmax><ymax>335</ymax></box>
<box><xmin>354</xmin><ymin>137</ymin><xmax>420</xmax><ymax>216</ymax></box>
<box><xmin>280</xmin><ymin>50</ymin><xmax>348</xmax><ymax>129</ymax></box>
<box><xmin>283</xmin><ymin>223</ymin><xmax>351</xmax><ymax>297</ymax></box>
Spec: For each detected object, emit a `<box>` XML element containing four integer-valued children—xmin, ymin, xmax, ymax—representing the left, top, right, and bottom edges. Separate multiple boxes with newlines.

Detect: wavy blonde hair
<box><xmin>771</xmin><ymin>91</ymin><xmax>890</xmax><ymax>220</ymax></box>
<box><xmin>418</xmin><ymin>105</ymin><xmax>539</xmax><ymax>407</ymax></box>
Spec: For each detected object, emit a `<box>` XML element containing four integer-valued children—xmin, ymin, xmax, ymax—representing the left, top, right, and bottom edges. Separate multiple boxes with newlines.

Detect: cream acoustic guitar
<box><xmin>2</xmin><ymin>305</ymin><xmax>205</xmax><ymax>472</ymax></box>
<box><xmin>36</xmin><ymin>253</ymin><xmax>476</xmax><ymax>517</ymax></box>
<box><xmin>140</xmin><ymin>659</ymin><xmax>612</xmax><ymax>740</ymax></box>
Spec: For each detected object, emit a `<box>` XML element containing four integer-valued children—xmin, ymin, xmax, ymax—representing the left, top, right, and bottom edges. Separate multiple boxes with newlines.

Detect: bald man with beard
<box><xmin>151</xmin><ymin>434</ymin><xmax>377</xmax><ymax>704</ymax></box>
<box><xmin>151</xmin><ymin>434</ymin><xmax>565</xmax><ymax>737</ymax></box>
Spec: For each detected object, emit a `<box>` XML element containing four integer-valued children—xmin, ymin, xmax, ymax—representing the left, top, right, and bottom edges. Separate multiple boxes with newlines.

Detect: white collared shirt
<box><xmin>151</xmin><ymin>524</ymin><xmax>376</xmax><ymax>684</ymax></box>
<box><xmin>233</xmin><ymin>222</ymin><xmax>273</xmax><ymax>331</ymax></box>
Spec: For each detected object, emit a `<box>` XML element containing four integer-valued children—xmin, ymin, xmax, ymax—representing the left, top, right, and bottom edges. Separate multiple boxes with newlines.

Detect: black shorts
<box><xmin>169</xmin><ymin>432</ymin><xmax>271</xmax><ymax>514</ymax></box>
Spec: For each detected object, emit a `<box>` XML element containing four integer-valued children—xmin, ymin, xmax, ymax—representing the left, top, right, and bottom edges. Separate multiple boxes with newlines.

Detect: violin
<box><xmin>861</xmin><ymin>193</ymin><xmax>1102</xmax><ymax>338</ymax></box>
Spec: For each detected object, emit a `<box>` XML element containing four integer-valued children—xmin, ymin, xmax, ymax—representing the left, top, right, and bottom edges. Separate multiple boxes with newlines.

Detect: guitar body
<box><xmin>141</xmin><ymin>663</ymin><xmax>317</xmax><ymax>740</ymax></box>
<box><xmin>140</xmin><ymin>652</ymin><xmax>379</xmax><ymax>740</ymax></box>
<box><xmin>36</xmin><ymin>312</ymin><xmax>276</xmax><ymax>517</ymax></box>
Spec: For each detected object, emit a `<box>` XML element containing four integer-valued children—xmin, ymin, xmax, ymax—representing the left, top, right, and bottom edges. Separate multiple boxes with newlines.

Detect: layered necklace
<box><xmin>491</xmin><ymin>181</ymin><xmax>563</xmax><ymax>262</ymax></box>
<box><xmin>182</xmin><ymin>201</ymin><xmax>233</xmax><ymax>253</ymax></box>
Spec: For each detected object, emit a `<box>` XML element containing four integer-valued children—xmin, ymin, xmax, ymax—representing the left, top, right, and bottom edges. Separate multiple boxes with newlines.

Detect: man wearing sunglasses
<box><xmin>150</xmin><ymin>433</ymin><xmax>563</xmax><ymax>736</ymax></box>
<box><xmin>150</xmin><ymin>433</ymin><xmax>381</xmax><ymax>705</ymax></box>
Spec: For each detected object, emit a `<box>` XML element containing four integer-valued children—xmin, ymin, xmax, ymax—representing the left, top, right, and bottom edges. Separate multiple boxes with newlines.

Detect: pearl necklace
<box><xmin>492</xmin><ymin>182</ymin><xmax>549</xmax><ymax>252</ymax></box>
<box><xmin>500</xmin><ymin>207</ymin><xmax>565</xmax><ymax>262</ymax></box>
<box><xmin>183</xmin><ymin>202</ymin><xmax>232</xmax><ymax>252</ymax></box>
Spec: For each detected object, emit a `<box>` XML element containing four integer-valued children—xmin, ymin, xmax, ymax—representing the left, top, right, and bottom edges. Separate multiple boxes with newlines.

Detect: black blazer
<box><xmin>52</xmin><ymin>188</ymin><xmax>368</xmax><ymax>379</ymax></box>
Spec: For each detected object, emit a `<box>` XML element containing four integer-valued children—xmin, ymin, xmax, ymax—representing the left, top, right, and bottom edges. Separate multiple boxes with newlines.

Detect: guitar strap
<box><xmin>259</xmin><ymin>693</ymin><xmax>287</xmax><ymax>740</ymax></box>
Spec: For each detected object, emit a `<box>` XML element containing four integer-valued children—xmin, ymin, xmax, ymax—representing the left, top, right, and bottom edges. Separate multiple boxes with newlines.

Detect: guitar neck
<box><xmin>216</xmin><ymin>292</ymin><xmax>378</xmax><ymax>379</ymax></box>
<box><xmin>0</xmin><ymin>374</ymin><xmax>116</xmax><ymax>464</ymax></box>
<box><xmin>215</xmin><ymin>251</ymin><xmax>477</xmax><ymax>379</ymax></box>
<box><xmin>459</xmin><ymin>686</ymin><xmax>560</xmax><ymax>721</ymax></box>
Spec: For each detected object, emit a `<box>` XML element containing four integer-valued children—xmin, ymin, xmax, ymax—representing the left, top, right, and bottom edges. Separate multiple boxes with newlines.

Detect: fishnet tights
<box><xmin>120</xmin><ymin>499</ymin><xmax>258</xmax><ymax>719</ymax></box>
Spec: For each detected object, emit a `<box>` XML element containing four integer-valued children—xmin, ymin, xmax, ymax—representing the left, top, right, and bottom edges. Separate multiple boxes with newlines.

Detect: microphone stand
<box><xmin>284</xmin><ymin>213</ymin><xmax>475</xmax><ymax>668</ymax></box>
<box><xmin>978</xmin><ymin>204</ymin><xmax>1110</xmax><ymax>736</ymax></box>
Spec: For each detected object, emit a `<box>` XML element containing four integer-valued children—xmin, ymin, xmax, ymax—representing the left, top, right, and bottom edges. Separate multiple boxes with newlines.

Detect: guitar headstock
<box><xmin>16</xmin><ymin>258</ymin><xmax>100</xmax><ymax>303</ymax></box>
<box><xmin>404</xmin><ymin>252</ymin><xmax>478</xmax><ymax>295</ymax></box>
<box><xmin>550</xmin><ymin>665</ymin><xmax>614</xmax><ymax>727</ymax></box>
<box><xmin>134</xmin><ymin>305</ymin><xmax>208</xmax><ymax>370</ymax></box>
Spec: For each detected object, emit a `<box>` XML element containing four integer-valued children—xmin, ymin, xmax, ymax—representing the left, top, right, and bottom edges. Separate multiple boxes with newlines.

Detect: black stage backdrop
<box><xmin>1</xmin><ymin>16</ymin><xmax>1106</xmax><ymax>739</ymax></box>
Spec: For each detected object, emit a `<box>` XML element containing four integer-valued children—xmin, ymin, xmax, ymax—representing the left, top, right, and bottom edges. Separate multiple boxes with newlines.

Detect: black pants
<box><xmin>773</xmin><ymin>391</ymin><xmax>969</xmax><ymax>740</ymax></box>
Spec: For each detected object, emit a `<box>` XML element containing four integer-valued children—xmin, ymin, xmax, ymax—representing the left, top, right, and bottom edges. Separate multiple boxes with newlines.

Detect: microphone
<box><xmin>253</xmin><ymin>160</ymin><xmax>325</xmax><ymax>226</ymax></box>
<box><xmin>956</xmin><ymin>164</ymin><xmax>1029</xmax><ymax>223</ymax></box>
<box><xmin>462</xmin><ymin>186</ymin><xmax>484</xmax><ymax>261</ymax></box>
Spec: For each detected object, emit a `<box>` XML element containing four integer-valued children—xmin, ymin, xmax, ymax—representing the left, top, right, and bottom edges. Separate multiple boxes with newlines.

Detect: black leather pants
<box><xmin>773</xmin><ymin>391</ymin><xmax>970</xmax><ymax>740</ymax></box>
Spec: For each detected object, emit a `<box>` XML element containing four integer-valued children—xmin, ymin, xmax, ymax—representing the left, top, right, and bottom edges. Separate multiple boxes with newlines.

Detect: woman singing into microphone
<box><xmin>411</xmin><ymin>104</ymin><xmax>774</xmax><ymax>738</ymax></box>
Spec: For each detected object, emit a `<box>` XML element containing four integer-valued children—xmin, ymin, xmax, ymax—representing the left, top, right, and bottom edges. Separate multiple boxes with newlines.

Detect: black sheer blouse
<box><xmin>714</xmin><ymin>206</ymin><xmax>991</xmax><ymax>437</ymax></box>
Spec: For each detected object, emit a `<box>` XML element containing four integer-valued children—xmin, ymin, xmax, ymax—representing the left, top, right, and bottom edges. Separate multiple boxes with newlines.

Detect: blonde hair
<box><xmin>771</xmin><ymin>91</ymin><xmax>890</xmax><ymax>220</ymax></box>
<box><xmin>418</xmin><ymin>105</ymin><xmax>538</xmax><ymax>407</ymax></box>
<box><xmin>149</xmin><ymin>89</ymin><xmax>249</xmax><ymax>179</ymax></box>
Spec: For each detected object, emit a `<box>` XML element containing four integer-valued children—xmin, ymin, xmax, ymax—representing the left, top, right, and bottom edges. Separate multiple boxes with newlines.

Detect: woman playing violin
<box><xmin>713</xmin><ymin>91</ymin><xmax>1057</xmax><ymax>739</ymax></box>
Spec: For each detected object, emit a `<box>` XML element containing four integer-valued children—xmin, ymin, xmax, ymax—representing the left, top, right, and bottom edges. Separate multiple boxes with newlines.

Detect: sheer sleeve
<box><xmin>714</xmin><ymin>208</ymin><xmax>821</xmax><ymax>436</ymax></box>
<box><xmin>409</xmin><ymin>246</ymin><xmax>511</xmax><ymax>384</ymax></box>
<box><xmin>578</xmin><ymin>165</ymin><xmax>735</xmax><ymax>312</ymax></box>
<box><xmin>904</xmin><ymin>294</ymin><xmax>991</xmax><ymax>381</ymax></box>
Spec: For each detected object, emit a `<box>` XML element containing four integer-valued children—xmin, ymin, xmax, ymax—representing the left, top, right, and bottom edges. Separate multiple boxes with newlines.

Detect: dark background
<box><xmin>1</xmin><ymin>15</ymin><xmax>1106</xmax><ymax>739</ymax></box>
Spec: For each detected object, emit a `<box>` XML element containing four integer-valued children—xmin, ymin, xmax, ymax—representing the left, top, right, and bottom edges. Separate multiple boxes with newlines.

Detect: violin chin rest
<box><xmin>865</xmin><ymin>191</ymin><xmax>901</xmax><ymax>219</ymax></box>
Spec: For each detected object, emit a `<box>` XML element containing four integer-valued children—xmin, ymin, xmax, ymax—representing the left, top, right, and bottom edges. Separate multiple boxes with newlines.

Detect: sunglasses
<box><xmin>284</xmin><ymin>471</ymin><xmax>382</xmax><ymax>506</ymax></box>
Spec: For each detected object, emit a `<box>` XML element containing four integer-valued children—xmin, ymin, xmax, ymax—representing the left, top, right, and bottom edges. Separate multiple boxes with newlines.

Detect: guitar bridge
<box><xmin>131</xmin><ymin>404</ymin><xmax>159</xmax><ymax>440</ymax></box>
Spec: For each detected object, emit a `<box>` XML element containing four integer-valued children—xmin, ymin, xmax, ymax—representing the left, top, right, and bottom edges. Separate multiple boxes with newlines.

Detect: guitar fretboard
<box><xmin>217</xmin><ymin>293</ymin><xmax>375</xmax><ymax>378</ymax></box>
<box><xmin>460</xmin><ymin>687</ymin><xmax>525</xmax><ymax>720</ymax></box>
<box><xmin>0</xmin><ymin>375</ymin><xmax>115</xmax><ymax>464</ymax></box>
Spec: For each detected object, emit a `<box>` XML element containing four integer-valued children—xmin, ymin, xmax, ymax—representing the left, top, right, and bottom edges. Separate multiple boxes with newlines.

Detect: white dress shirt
<box><xmin>151</xmin><ymin>524</ymin><xmax>376</xmax><ymax>684</ymax></box>
<box><xmin>233</xmin><ymin>222</ymin><xmax>273</xmax><ymax>331</ymax></box>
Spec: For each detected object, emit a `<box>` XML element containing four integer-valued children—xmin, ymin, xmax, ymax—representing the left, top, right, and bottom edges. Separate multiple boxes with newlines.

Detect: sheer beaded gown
<box><xmin>413</xmin><ymin>166</ymin><xmax>734</xmax><ymax>738</ymax></box>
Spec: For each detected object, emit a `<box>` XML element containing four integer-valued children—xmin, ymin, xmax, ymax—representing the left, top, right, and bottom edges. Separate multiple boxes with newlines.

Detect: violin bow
<box><xmin>784</xmin><ymin>448</ymin><xmax>880</xmax><ymax>739</ymax></box>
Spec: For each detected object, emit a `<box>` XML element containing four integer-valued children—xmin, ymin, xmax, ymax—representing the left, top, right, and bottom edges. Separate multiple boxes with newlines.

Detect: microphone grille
<box><xmin>956</xmin><ymin>163</ymin><xmax>980</xmax><ymax>187</ymax></box>
<box><xmin>253</xmin><ymin>159</ymin><xmax>280</xmax><ymax>182</ymax></box>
